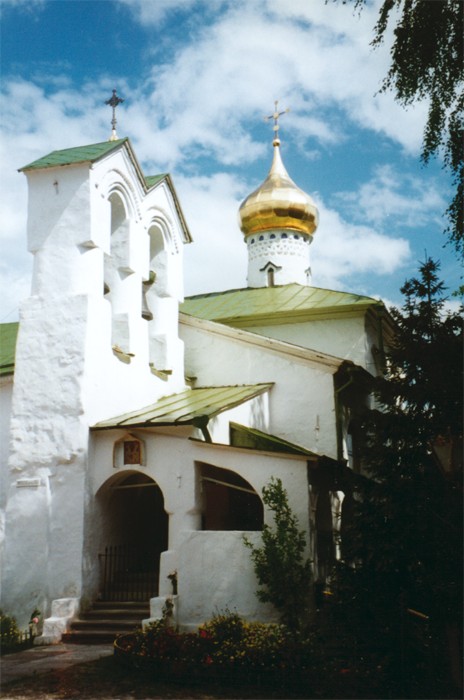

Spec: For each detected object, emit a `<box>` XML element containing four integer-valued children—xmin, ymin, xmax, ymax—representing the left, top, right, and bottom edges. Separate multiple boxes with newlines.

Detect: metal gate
<box><xmin>99</xmin><ymin>544</ymin><xmax>159</xmax><ymax>601</ymax></box>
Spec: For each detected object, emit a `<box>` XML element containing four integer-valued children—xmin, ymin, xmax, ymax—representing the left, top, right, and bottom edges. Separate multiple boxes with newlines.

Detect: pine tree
<box><xmin>336</xmin><ymin>259</ymin><xmax>462</xmax><ymax>692</ymax></box>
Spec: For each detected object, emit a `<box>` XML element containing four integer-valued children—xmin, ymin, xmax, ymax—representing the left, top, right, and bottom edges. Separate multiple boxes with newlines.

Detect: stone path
<box><xmin>0</xmin><ymin>643</ymin><xmax>113</xmax><ymax>686</ymax></box>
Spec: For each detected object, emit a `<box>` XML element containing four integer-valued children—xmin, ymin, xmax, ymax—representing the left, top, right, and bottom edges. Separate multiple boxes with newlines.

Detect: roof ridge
<box><xmin>184</xmin><ymin>283</ymin><xmax>379</xmax><ymax>304</ymax></box>
<box><xmin>19</xmin><ymin>138</ymin><xmax>129</xmax><ymax>172</ymax></box>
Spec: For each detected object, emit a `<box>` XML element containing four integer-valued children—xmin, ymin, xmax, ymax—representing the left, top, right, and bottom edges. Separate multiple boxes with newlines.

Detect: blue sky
<box><xmin>0</xmin><ymin>0</ymin><xmax>460</xmax><ymax>321</ymax></box>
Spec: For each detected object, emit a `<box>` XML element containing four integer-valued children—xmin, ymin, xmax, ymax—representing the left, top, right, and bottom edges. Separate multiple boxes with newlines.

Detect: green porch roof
<box><xmin>0</xmin><ymin>322</ymin><xmax>19</xmax><ymax>377</ymax></box>
<box><xmin>181</xmin><ymin>283</ymin><xmax>381</xmax><ymax>327</ymax></box>
<box><xmin>93</xmin><ymin>383</ymin><xmax>273</xmax><ymax>430</ymax></box>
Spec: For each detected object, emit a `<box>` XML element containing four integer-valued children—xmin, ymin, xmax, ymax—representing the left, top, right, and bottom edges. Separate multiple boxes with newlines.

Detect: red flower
<box><xmin>203</xmin><ymin>655</ymin><xmax>213</xmax><ymax>665</ymax></box>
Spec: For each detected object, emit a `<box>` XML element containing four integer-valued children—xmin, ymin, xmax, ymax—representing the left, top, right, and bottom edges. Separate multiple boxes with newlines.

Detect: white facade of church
<box><xmin>0</xmin><ymin>133</ymin><xmax>392</xmax><ymax>641</ymax></box>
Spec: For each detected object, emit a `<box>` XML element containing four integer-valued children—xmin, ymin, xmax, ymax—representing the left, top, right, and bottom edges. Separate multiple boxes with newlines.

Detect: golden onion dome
<box><xmin>238</xmin><ymin>138</ymin><xmax>319</xmax><ymax>238</ymax></box>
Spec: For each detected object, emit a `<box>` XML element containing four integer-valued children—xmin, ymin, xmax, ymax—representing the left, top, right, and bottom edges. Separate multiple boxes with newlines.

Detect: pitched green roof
<box><xmin>230</xmin><ymin>422</ymin><xmax>318</xmax><ymax>458</ymax></box>
<box><xmin>19</xmin><ymin>139</ymin><xmax>129</xmax><ymax>171</ymax></box>
<box><xmin>145</xmin><ymin>174</ymin><xmax>168</xmax><ymax>189</ymax></box>
<box><xmin>181</xmin><ymin>283</ymin><xmax>381</xmax><ymax>327</ymax></box>
<box><xmin>0</xmin><ymin>322</ymin><xmax>19</xmax><ymax>376</ymax></box>
<box><xmin>93</xmin><ymin>383</ymin><xmax>273</xmax><ymax>430</ymax></box>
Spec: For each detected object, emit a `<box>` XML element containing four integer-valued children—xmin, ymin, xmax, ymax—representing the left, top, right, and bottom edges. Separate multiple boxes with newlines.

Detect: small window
<box><xmin>259</xmin><ymin>235</ymin><xmax>264</xmax><ymax>241</ymax></box>
<box><xmin>250</xmin><ymin>238</ymin><xmax>255</xmax><ymax>244</ymax></box>
<box><xmin>281</xmin><ymin>233</ymin><xmax>288</xmax><ymax>239</ymax></box>
<box><xmin>270</xmin><ymin>233</ymin><xmax>276</xmax><ymax>239</ymax></box>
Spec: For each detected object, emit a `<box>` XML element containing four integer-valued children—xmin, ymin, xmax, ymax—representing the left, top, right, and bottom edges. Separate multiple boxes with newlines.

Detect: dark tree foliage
<box><xmin>342</xmin><ymin>0</ymin><xmax>464</xmax><ymax>255</ymax></box>
<box><xmin>336</xmin><ymin>259</ymin><xmax>462</xmax><ymax>692</ymax></box>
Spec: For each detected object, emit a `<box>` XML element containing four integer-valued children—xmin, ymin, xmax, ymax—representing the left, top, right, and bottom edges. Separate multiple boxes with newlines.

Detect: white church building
<box><xmin>0</xmin><ymin>115</ymin><xmax>393</xmax><ymax>642</ymax></box>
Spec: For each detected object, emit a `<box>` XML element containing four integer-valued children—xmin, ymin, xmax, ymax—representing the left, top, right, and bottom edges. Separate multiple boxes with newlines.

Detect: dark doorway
<box><xmin>98</xmin><ymin>472</ymin><xmax>168</xmax><ymax>601</ymax></box>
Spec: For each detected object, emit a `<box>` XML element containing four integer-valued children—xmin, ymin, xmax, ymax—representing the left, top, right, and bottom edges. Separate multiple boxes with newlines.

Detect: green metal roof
<box><xmin>230</xmin><ymin>422</ymin><xmax>318</xmax><ymax>458</ymax></box>
<box><xmin>20</xmin><ymin>141</ymin><xmax>168</xmax><ymax>197</ymax></box>
<box><xmin>181</xmin><ymin>283</ymin><xmax>381</xmax><ymax>327</ymax></box>
<box><xmin>93</xmin><ymin>383</ymin><xmax>273</xmax><ymax>430</ymax></box>
<box><xmin>145</xmin><ymin>174</ymin><xmax>168</xmax><ymax>189</ymax></box>
<box><xmin>19</xmin><ymin>139</ymin><xmax>129</xmax><ymax>171</ymax></box>
<box><xmin>0</xmin><ymin>322</ymin><xmax>19</xmax><ymax>376</ymax></box>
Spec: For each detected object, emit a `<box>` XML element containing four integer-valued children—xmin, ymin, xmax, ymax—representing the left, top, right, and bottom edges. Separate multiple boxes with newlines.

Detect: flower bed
<box><xmin>114</xmin><ymin>611</ymin><xmax>313</xmax><ymax>687</ymax></box>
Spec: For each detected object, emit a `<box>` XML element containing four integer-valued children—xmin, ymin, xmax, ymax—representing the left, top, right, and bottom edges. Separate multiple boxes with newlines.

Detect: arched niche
<box><xmin>113</xmin><ymin>433</ymin><xmax>146</xmax><ymax>469</ymax></box>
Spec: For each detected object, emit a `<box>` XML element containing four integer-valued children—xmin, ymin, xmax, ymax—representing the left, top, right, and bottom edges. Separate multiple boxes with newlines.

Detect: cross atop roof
<box><xmin>264</xmin><ymin>100</ymin><xmax>290</xmax><ymax>145</ymax></box>
<box><xmin>105</xmin><ymin>89</ymin><xmax>125</xmax><ymax>141</ymax></box>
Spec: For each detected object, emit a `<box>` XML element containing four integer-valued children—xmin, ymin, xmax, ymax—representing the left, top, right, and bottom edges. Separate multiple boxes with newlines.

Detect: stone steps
<box><xmin>62</xmin><ymin>601</ymin><xmax>150</xmax><ymax>644</ymax></box>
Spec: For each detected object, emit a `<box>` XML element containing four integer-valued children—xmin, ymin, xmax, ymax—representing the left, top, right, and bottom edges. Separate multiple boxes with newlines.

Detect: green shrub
<box><xmin>244</xmin><ymin>477</ymin><xmax>312</xmax><ymax>632</ymax></box>
<box><xmin>0</xmin><ymin>610</ymin><xmax>21</xmax><ymax>651</ymax></box>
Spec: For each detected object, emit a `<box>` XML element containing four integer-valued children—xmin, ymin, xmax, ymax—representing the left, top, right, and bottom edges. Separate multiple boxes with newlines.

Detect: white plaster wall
<box><xmin>246</xmin><ymin>316</ymin><xmax>370</xmax><ymax>370</ymax></box>
<box><xmin>178</xmin><ymin>441</ymin><xmax>310</xmax><ymax>627</ymax></box>
<box><xmin>0</xmin><ymin>379</ymin><xmax>13</xmax><ymax>510</ymax></box>
<box><xmin>205</xmin><ymin>393</ymin><xmax>270</xmax><ymax>444</ymax></box>
<box><xmin>2</xmin><ymin>296</ymin><xmax>90</xmax><ymax>626</ymax></box>
<box><xmin>177</xmin><ymin>531</ymin><xmax>279</xmax><ymax>627</ymax></box>
<box><xmin>86</xmin><ymin>431</ymin><xmax>310</xmax><ymax>628</ymax></box>
<box><xmin>180</xmin><ymin>321</ymin><xmax>338</xmax><ymax>458</ymax></box>
<box><xmin>0</xmin><ymin>379</ymin><xmax>13</xmax><ymax>569</ymax></box>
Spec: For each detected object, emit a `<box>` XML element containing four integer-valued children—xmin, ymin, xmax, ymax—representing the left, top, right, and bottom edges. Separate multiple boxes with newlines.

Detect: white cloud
<box><xmin>335</xmin><ymin>165</ymin><xmax>447</xmax><ymax>229</ymax></box>
<box><xmin>120</xmin><ymin>0</ymin><xmax>427</xmax><ymax>158</ymax></box>
<box><xmin>177</xmin><ymin>173</ymin><xmax>248</xmax><ymax>296</ymax></box>
<box><xmin>0</xmin><ymin>0</ymin><xmax>445</xmax><ymax>316</ymax></box>
<box><xmin>118</xmin><ymin>0</ymin><xmax>215</xmax><ymax>25</ymax></box>
<box><xmin>311</xmin><ymin>198</ymin><xmax>411</xmax><ymax>292</ymax></box>
<box><xmin>177</xmin><ymin>174</ymin><xmax>412</xmax><ymax>298</ymax></box>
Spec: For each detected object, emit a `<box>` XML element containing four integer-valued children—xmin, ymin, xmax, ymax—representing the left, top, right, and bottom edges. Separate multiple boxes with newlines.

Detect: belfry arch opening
<box><xmin>148</xmin><ymin>224</ymin><xmax>168</xmax><ymax>294</ymax></box>
<box><xmin>104</xmin><ymin>191</ymin><xmax>131</xmax><ymax>352</ymax></box>
<box><xmin>145</xmin><ymin>222</ymin><xmax>172</xmax><ymax>368</ymax></box>
<box><xmin>96</xmin><ymin>471</ymin><xmax>168</xmax><ymax>601</ymax></box>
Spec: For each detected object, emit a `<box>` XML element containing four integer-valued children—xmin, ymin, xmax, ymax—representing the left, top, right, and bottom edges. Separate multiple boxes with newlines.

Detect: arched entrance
<box><xmin>96</xmin><ymin>471</ymin><xmax>168</xmax><ymax>601</ymax></box>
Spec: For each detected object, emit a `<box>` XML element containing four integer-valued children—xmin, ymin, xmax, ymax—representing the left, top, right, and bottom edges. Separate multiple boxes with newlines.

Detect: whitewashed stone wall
<box><xmin>180</xmin><ymin>314</ymin><xmax>341</xmax><ymax>458</ymax></box>
<box><xmin>1</xmin><ymin>143</ymin><xmax>190</xmax><ymax>627</ymax></box>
